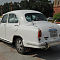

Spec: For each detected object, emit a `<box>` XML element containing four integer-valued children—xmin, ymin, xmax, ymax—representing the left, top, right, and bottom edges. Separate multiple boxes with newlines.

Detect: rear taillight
<box><xmin>38</xmin><ymin>30</ymin><xmax>42</xmax><ymax>39</ymax></box>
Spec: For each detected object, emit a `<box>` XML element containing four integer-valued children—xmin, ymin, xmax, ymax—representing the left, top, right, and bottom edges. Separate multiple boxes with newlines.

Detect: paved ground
<box><xmin>0</xmin><ymin>41</ymin><xmax>60</xmax><ymax>60</ymax></box>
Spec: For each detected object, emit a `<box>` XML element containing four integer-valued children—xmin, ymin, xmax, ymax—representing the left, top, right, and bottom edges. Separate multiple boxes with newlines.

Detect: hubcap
<box><xmin>16</xmin><ymin>40</ymin><xmax>23</xmax><ymax>52</ymax></box>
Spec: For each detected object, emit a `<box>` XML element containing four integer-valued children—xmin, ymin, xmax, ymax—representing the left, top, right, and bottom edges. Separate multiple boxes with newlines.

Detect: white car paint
<box><xmin>0</xmin><ymin>10</ymin><xmax>60</xmax><ymax>49</ymax></box>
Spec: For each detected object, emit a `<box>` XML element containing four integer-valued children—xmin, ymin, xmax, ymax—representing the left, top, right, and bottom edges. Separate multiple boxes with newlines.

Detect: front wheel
<box><xmin>15</xmin><ymin>38</ymin><xmax>26</xmax><ymax>54</ymax></box>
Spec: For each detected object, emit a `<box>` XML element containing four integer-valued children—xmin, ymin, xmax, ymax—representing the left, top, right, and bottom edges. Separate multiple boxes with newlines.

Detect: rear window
<box><xmin>25</xmin><ymin>13</ymin><xmax>47</xmax><ymax>22</ymax></box>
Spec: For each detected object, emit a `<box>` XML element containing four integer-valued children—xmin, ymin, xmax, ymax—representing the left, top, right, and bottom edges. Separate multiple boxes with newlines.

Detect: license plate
<box><xmin>49</xmin><ymin>29</ymin><xmax>57</xmax><ymax>37</ymax></box>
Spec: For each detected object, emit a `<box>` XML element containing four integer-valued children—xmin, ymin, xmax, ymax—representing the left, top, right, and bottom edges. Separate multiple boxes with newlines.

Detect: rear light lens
<box><xmin>38</xmin><ymin>30</ymin><xmax>42</xmax><ymax>39</ymax></box>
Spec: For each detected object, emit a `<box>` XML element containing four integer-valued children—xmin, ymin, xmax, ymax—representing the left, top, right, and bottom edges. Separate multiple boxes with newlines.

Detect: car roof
<box><xmin>3</xmin><ymin>10</ymin><xmax>41</xmax><ymax>16</ymax></box>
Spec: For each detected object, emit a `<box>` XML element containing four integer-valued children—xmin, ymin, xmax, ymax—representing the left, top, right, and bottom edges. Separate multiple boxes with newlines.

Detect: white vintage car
<box><xmin>0</xmin><ymin>10</ymin><xmax>60</xmax><ymax>54</ymax></box>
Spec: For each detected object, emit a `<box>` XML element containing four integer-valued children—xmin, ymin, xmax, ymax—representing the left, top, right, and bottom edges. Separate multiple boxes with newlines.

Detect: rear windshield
<box><xmin>25</xmin><ymin>13</ymin><xmax>47</xmax><ymax>22</ymax></box>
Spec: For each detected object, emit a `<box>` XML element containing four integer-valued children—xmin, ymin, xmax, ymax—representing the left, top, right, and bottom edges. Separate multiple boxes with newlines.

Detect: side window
<box><xmin>1</xmin><ymin>14</ymin><xmax>8</xmax><ymax>23</ymax></box>
<box><xmin>8</xmin><ymin>14</ymin><xmax>18</xmax><ymax>23</ymax></box>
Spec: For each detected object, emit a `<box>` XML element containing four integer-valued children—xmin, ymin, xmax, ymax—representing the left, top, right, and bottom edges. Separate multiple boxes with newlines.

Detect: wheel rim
<box><xmin>16</xmin><ymin>40</ymin><xmax>23</xmax><ymax>52</ymax></box>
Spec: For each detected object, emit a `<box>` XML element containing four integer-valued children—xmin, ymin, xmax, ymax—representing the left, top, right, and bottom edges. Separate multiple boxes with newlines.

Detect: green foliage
<box><xmin>13</xmin><ymin>2</ymin><xmax>20</xmax><ymax>10</ymax></box>
<box><xmin>3</xmin><ymin>3</ymin><xmax>10</xmax><ymax>13</ymax></box>
<box><xmin>53</xmin><ymin>13</ymin><xmax>60</xmax><ymax>20</ymax></box>
<box><xmin>20</xmin><ymin>0</ymin><xmax>29</xmax><ymax>9</ymax></box>
<box><xmin>20</xmin><ymin>0</ymin><xmax>53</xmax><ymax>17</ymax></box>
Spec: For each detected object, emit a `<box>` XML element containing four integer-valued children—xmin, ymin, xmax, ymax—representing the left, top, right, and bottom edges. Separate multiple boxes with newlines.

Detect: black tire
<box><xmin>15</xmin><ymin>38</ymin><xmax>26</xmax><ymax>54</ymax></box>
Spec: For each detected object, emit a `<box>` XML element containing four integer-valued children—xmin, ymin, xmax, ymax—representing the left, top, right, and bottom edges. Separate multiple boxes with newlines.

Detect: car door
<box><xmin>5</xmin><ymin>13</ymin><xmax>19</xmax><ymax>42</ymax></box>
<box><xmin>0</xmin><ymin>14</ymin><xmax>8</xmax><ymax>39</ymax></box>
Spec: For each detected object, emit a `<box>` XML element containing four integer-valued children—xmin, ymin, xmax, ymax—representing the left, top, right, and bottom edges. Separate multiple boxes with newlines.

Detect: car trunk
<box><xmin>32</xmin><ymin>21</ymin><xmax>59</xmax><ymax>41</ymax></box>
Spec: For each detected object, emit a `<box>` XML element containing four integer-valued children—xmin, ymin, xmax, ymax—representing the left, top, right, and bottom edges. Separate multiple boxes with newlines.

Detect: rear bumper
<box><xmin>39</xmin><ymin>39</ymin><xmax>60</xmax><ymax>48</ymax></box>
<box><xmin>25</xmin><ymin>38</ymin><xmax>60</xmax><ymax>49</ymax></box>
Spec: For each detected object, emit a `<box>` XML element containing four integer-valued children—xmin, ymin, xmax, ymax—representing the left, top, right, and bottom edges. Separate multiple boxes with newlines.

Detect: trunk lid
<box><xmin>32</xmin><ymin>21</ymin><xmax>60</xmax><ymax>38</ymax></box>
<box><xmin>25</xmin><ymin>21</ymin><xmax>60</xmax><ymax>39</ymax></box>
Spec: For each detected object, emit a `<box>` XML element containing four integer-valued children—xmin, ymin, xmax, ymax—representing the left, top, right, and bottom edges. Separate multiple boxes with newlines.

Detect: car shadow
<box><xmin>25</xmin><ymin>46</ymin><xmax>60</xmax><ymax>60</ymax></box>
<box><xmin>0</xmin><ymin>40</ymin><xmax>60</xmax><ymax>60</ymax></box>
<box><xmin>0</xmin><ymin>40</ymin><xmax>15</xmax><ymax>48</ymax></box>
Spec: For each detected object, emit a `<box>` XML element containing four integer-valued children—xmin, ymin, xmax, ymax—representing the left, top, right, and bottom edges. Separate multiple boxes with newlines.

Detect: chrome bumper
<box><xmin>40</xmin><ymin>39</ymin><xmax>60</xmax><ymax>48</ymax></box>
<box><xmin>26</xmin><ymin>38</ymin><xmax>60</xmax><ymax>49</ymax></box>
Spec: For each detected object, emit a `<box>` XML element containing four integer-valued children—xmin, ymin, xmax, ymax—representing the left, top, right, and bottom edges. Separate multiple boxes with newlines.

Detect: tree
<box><xmin>20</xmin><ymin>0</ymin><xmax>53</xmax><ymax>17</ymax></box>
<box><xmin>0</xmin><ymin>0</ymin><xmax>53</xmax><ymax>17</ymax></box>
<box><xmin>13</xmin><ymin>2</ymin><xmax>20</xmax><ymax>10</ymax></box>
<box><xmin>3</xmin><ymin>3</ymin><xmax>10</xmax><ymax>13</ymax></box>
<box><xmin>20</xmin><ymin>0</ymin><xmax>29</xmax><ymax>9</ymax></box>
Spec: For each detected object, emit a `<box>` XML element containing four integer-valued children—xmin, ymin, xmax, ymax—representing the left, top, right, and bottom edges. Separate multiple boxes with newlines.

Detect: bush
<box><xmin>53</xmin><ymin>13</ymin><xmax>60</xmax><ymax>20</ymax></box>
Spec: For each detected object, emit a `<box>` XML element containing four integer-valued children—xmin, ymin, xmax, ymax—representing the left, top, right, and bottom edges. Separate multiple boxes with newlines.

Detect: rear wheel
<box><xmin>15</xmin><ymin>38</ymin><xmax>26</xmax><ymax>54</ymax></box>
